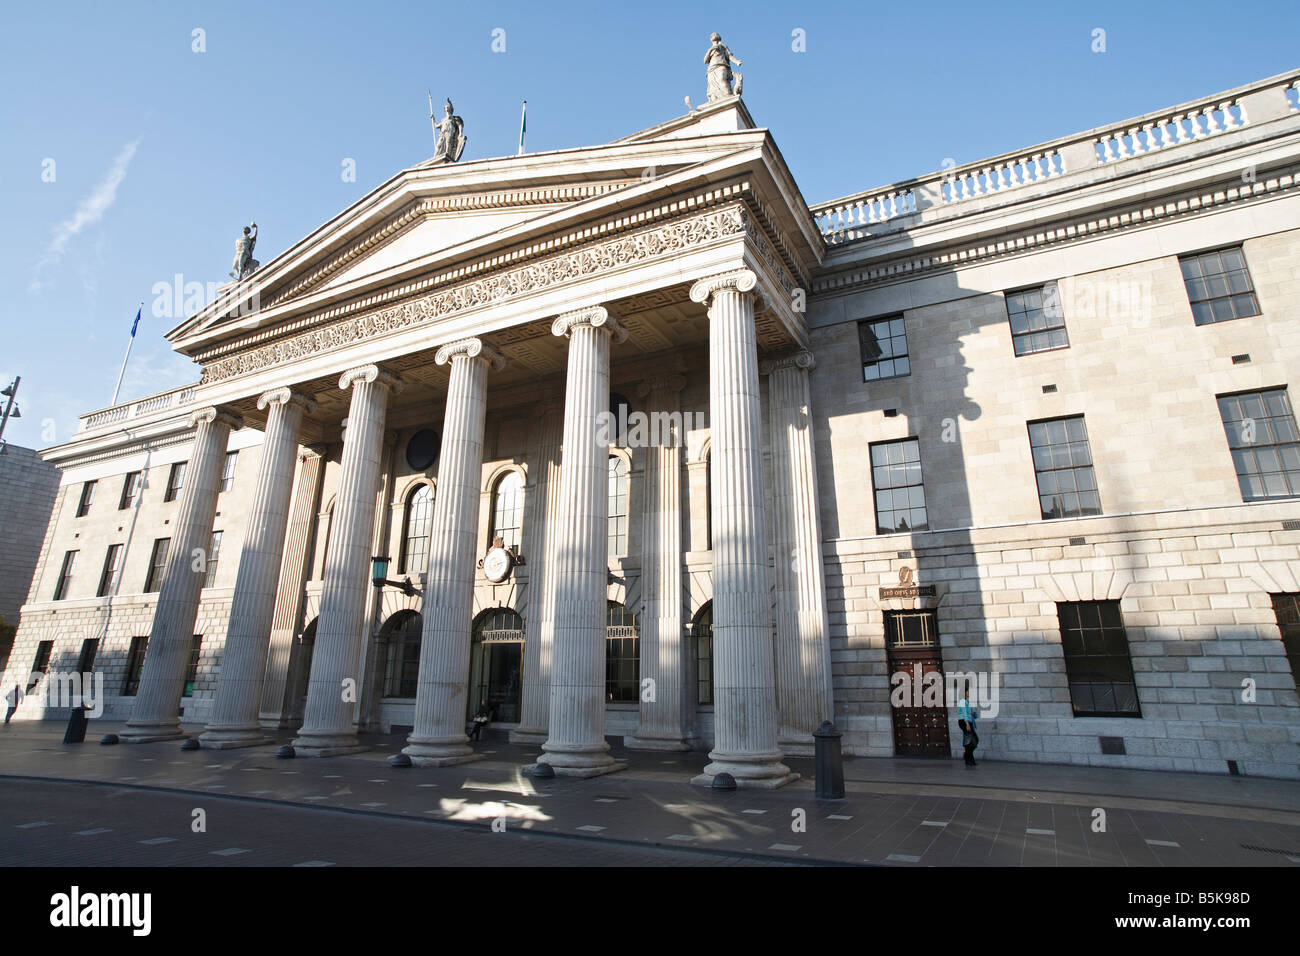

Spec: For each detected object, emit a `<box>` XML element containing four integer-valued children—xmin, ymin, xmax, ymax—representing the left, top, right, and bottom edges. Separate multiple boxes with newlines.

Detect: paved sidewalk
<box><xmin>2</xmin><ymin>720</ymin><xmax>1297</xmax><ymax>866</ymax></box>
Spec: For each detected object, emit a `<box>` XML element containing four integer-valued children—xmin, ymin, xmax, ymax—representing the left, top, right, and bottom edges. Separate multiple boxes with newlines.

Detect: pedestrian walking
<box><xmin>957</xmin><ymin>686</ymin><xmax>979</xmax><ymax>766</ymax></box>
<box><xmin>4</xmin><ymin>684</ymin><xmax>20</xmax><ymax>725</ymax></box>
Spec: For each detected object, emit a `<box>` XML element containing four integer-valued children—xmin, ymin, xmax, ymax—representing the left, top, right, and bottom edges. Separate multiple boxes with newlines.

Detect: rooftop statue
<box><xmin>230</xmin><ymin>222</ymin><xmax>258</xmax><ymax>281</ymax></box>
<box><xmin>429</xmin><ymin>96</ymin><xmax>466</xmax><ymax>165</ymax></box>
<box><xmin>703</xmin><ymin>32</ymin><xmax>742</xmax><ymax>102</ymax></box>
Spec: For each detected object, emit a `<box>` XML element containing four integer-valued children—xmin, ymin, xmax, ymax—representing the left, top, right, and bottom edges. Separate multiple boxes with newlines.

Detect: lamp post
<box><xmin>371</xmin><ymin>555</ymin><xmax>416</xmax><ymax>597</ymax></box>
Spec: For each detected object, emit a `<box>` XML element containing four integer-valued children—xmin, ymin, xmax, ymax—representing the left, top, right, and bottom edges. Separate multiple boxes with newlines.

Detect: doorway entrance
<box><xmin>884</xmin><ymin>609</ymin><xmax>951</xmax><ymax>756</ymax></box>
<box><xmin>469</xmin><ymin>608</ymin><xmax>524</xmax><ymax>723</ymax></box>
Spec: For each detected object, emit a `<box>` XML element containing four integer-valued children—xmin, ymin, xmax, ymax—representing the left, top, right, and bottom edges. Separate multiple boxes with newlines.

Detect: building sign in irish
<box><xmin>880</xmin><ymin>565</ymin><xmax>936</xmax><ymax>599</ymax></box>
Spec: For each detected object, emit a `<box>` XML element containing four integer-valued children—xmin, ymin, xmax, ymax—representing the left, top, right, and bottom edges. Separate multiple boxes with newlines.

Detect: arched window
<box><xmin>608</xmin><ymin>456</ymin><xmax>629</xmax><ymax>557</ymax></box>
<box><xmin>471</xmin><ymin>608</ymin><xmax>524</xmax><ymax>723</ymax></box>
<box><xmin>606</xmin><ymin>601</ymin><xmax>639</xmax><ymax>702</ymax></box>
<box><xmin>399</xmin><ymin>483</ymin><xmax>433</xmax><ymax>574</ymax></box>
<box><xmin>381</xmin><ymin>610</ymin><xmax>423</xmax><ymax>698</ymax></box>
<box><xmin>694</xmin><ymin>603</ymin><xmax>714</xmax><ymax>705</ymax></box>
<box><xmin>491</xmin><ymin>471</ymin><xmax>524</xmax><ymax>552</ymax></box>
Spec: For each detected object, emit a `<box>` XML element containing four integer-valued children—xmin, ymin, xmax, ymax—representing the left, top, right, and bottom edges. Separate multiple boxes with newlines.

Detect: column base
<box><xmin>508</xmin><ymin>727</ymin><xmax>548</xmax><ymax>745</ymax></box>
<box><xmin>291</xmin><ymin>729</ymin><xmax>367</xmax><ymax>757</ymax></box>
<box><xmin>691</xmin><ymin>750</ymin><xmax>798</xmax><ymax>789</ymax></box>
<box><xmin>119</xmin><ymin>721</ymin><xmax>184</xmax><ymax>744</ymax></box>
<box><xmin>537</xmin><ymin>742</ymin><xmax>626</xmax><ymax>778</ymax></box>
<box><xmin>527</xmin><ymin>760</ymin><xmax>627</xmax><ymax>779</ymax></box>
<box><xmin>624</xmin><ymin>733</ymin><xmax>693</xmax><ymax>752</ymax></box>
<box><xmin>198</xmin><ymin>726</ymin><xmax>273</xmax><ymax>750</ymax></box>
<box><xmin>777</xmin><ymin>735</ymin><xmax>816</xmax><ymax>758</ymax></box>
<box><xmin>402</xmin><ymin>735</ymin><xmax>483</xmax><ymax>767</ymax></box>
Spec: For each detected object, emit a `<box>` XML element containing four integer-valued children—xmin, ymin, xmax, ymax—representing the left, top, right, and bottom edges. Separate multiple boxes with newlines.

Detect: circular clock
<box><xmin>482</xmin><ymin>547</ymin><xmax>513</xmax><ymax>583</ymax></box>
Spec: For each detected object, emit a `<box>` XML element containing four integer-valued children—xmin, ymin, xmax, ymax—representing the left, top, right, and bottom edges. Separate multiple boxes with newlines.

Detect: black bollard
<box><xmin>62</xmin><ymin>705</ymin><xmax>89</xmax><ymax>744</ymax></box>
<box><xmin>813</xmin><ymin>720</ymin><xmax>845</xmax><ymax>799</ymax></box>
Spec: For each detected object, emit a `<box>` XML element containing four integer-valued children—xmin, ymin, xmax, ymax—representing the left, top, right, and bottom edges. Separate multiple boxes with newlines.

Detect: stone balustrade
<box><xmin>811</xmin><ymin>68</ymin><xmax>1300</xmax><ymax>245</ymax></box>
<box><xmin>80</xmin><ymin>384</ymin><xmax>198</xmax><ymax>430</ymax></box>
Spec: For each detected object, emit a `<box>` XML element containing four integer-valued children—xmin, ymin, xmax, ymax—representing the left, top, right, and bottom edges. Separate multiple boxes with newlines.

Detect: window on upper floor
<box><xmin>203</xmin><ymin>531</ymin><xmax>223</xmax><ymax>588</ymax></box>
<box><xmin>1028</xmin><ymin>416</ymin><xmax>1102</xmax><ymax>520</ymax></box>
<box><xmin>869</xmin><ymin>438</ymin><xmax>929</xmax><ymax>534</ymax></box>
<box><xmin>76</xmin><ymin>480</ymin><xmax>96</xmax><ymax>517</ymax></box>
<box><xmin>1006</xmin><ymin>282</ymin><xmax>1069</xmax><ymax>355</ymax></box>
<box><xmin>1179</xmin><ymin>246</ymin><xmax>1260</xmax><ymax>325</ymax></box>
<box><xmin>119</xmin><ymin>471</ymin><xmax>142</xmax><ymax>510</ymax></box>
<box><xmin>164</xmin><ymin>461</ymin><xmax>187</xmax><ymax>503</ymax></box>
<box><xmin>53</xmin><ymin>550</ymin><xmax>77</xmax><ymax>601</ymax></box>
<box><xmin>144</xmin><ymin>538</ymin><xmax>170</xmax><ymax>593</ymax></box>
<box><xmin>858</xmin><ymin>315</ymin><xmax>909</xmax><ymax>382</ymax></box>
<box><xmin>400</xmin><ymin>483</ymin><xmax>433</xmax><ymax>575</ymax></box>
<box><xmin>1216</xmin><ymin>388</ymin><xmax>1300</xmax><ymax>501</ymax></box>
<box><xmin>219</xmin><ymin>451</ymin><xmax>238</xmax><ymax>493</ymax></box>
<box><xmin>97</xmin><ymin>544</ymin><xmax>123</xmax><ymax>598</ymax></box>
<box><xmin>608</xmin><ymin>456</ymin><xmax>630</xmax><ymax>557</ymax></box>
<box><xmin>490</xmin><ymin>471</ymin><xmax>524</xmax><ymax>553</ymax></box>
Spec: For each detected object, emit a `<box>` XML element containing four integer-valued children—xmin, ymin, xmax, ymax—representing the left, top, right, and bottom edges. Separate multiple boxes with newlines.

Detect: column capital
<box><xmin>551</xmin><ymin>305</ymin><xmax>628</xmax><ymax>344</ymax></box>
<box><xmin>257</xmin><ymin>387</ymin><xmax>318</xmax><ymax>415</ymax></box>
<box><xmin>689</xmin><ymin>268</ymin><xmax>763</xmax><ymax>308</ymax></box>
<box><xmin>636</xmin><ymin>374</ymin><xmax>687</xmax><ymax>399</ymax></box>
<box><xmin>759</xmin><ymin>350</ymin><xmax>816</xmax><ymax>376</ymax></box>
<box><xmin>189</xmin><ymin>406</ymin><xmax>243</xmax><ymax>431</ymax></box>
<box><xmin>435</xmin><ymin>336</ymin><xmax>505</xmax><ymax>370</ymax></box>
<box><xmin>339</xmin><ymin>364</ymin><xmax>405</xmax><ymax>394</ymax></box>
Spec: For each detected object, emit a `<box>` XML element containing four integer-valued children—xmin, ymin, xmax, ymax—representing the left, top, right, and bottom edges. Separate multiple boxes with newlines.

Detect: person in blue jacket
<box><xmin>957</xmin><ymin>685</ymin><xmax>979</xmax><ymax>767</ymax></box>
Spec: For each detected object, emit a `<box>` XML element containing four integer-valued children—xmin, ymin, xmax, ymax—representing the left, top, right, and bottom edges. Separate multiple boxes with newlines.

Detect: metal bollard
<box><xmin>813</xmin><ymin>720</ymin><xmax>845</xmax><ymax>799</ymax></box>
<box><xmin>63</xmin><ymin>705</ymin><xmax>89</xmax><ymax>744</ymax></box>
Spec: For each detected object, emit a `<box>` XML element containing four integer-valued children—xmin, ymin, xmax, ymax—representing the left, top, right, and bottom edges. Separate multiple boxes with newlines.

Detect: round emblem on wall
<box><xmin>482</xmin><ymin>547</ymin><xmax>514</xmax><ymax>583</ymax></box>
<box><xmin>405</xmin><ymin>428</ymin><xmax>441</xmax><ymax>472</ymax></box>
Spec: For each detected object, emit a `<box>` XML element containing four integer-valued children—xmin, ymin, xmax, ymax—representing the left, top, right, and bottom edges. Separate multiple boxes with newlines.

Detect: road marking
<box><xmin>769</xmin><ymin>843</ymin><xmax>801</xmax><ymax>852</ymax></box>
<box><xmin>293</xmin><ymin>861</ymin><xmax>334</xmax><ymax>867</ymax></box>
<box><xmin>280</xmin><ymin>771</ymin><xmax>299</xmax><ymax>775</ymax></box>
<box><xmin>368</xmin><ymin>779</ymin><xmax>387</xmax><ymax>783</ymax></box>
<box><xmin>211</xmin><ymin>848</ymin><xmax>249</xmax><ymax>856</ymax></box>
<box><xmin>242</xmin><ymin>768</ymin><xmax>260</xmax><ymax>772</ymax></box>
<box><xmin>139</xmin><ymin>837</ymin><xmax>177</xmax><ymax>845</ymax></box>
<box><xmin>75</xmin><ymin>828</ymin><xmax>112</xmax><ymax>836</ymax></box>
<box><xmin>886</xmin><ymin>853</ymin><xmax>921</xmax><ymax>863</ymax></box>
<box><xmin>360</xmin><ymin>802</ymin><xmax>386</xmax><ymax>807</ymax></box>
<box><xmin>302</xmin><ymin>796</ymin><xmax>328</xmax><ymax>801</ymax></box>
<box><xmin>324</xmin><ymin>775</ymin><xmax>341</xmax><ymax>778</ymax></box>
<box><xmin>828</xmin><ymin>814</ymin><xmax>853</xmax><ymax>821</ymax></box>
<box><xmin>742</xmin><ymin>809</ymin><xmax>767</xmax><ymax>815</ymax></box>
<box><xmin>204</xmin><ymin>784</ymin><xmax>226</xmax><ymax>789</ymax></box>
<box><xmin>595</xmin><ymin>798</ymin><xmax>619</xmax><ymax>803</ymax></box>
<box><xmin>419</xmin><ymin>784</ymin><xmax>438</xmax><ymax>788</ymax></box>
<box><xmin>1145</xmin><ymin>839</ymin><xmax>1180</xmax><ymax>848</ymax></box>
<box><xmin>16</xmin><ymin>821</ymin><xmax>52</xmax><ymax>829</ymax></box>
<box><xmin>577</xmin><ymin>825</ymin><xmax>606</xmax><ymax>832</ymax></box>
<box><xmin>1026</xmin><ymin>828</ymin><xmax>1055</xmax><ymax>836</ymax></box>
<box><xmin>922</xmin><ymin>820</ymin><xmax>948</xmax><ymax>827</ymax></box>
<box><xmin>667</xmin><ymin>834</ymin><xmax>697</xmax><ymax>842</ymax></box>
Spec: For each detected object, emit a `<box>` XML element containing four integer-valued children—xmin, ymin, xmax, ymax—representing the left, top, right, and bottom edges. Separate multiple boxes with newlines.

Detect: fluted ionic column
<box><xmin>762</xmin><ymin>351</ymin><xmax>834</xmax><ymax>754</ymax></box>
<box><xmin>292</xmin><ymin>365</ymin><xmax>403</xmax><ymax>756</ymax></box>
<box><xmin>538</xmin><ymin>306</ymin><xmax>627</xmax><ymax>777</ymax></box>
<box><xmin>511</xmin><ymin>402</ymin><xmax>564</xmax><ymax>744</ymax></box>
<box><xmin>200</xmin><ymin>388</ymin><xmax>315</xmax><ymax>749</ymax></box>
<box><xmin>689</xmin><ymin>269</ymin><xmax>794</xmax><ymax>788</ymax></box>
<box><xmin>626</xmin><ymin>374</ymin><xmax>691</xmax><ymax>751</ymax></box>
<box><xmin>259</xmin><ymin>444</ymin><xmax>326</xmax><ymax>727</ymax></box>
<box><xmin>403</xmin><ymin>338</ymin><xmax>503</xmax><ymax>765</ymax></box>
<box><xmin>121</xmin><ymin>406</ymin><xmax>242</xmax><ymax>743</ymax></box>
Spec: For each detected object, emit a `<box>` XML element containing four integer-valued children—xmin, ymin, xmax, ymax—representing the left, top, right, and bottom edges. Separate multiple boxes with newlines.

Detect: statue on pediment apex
<box><xmin>429</xmin><ymin>96</ymin><xmax>466</xmax><ymax>165</ymax></box>
<box><xmin>230</xmin><ymin>222</ymin><xmax>258</xmax><ymax>281</ymax></box>
<box><xmin>704</xmin><ymin>32</ymin><xmax>742</xmax><ymax>102</ymax></box>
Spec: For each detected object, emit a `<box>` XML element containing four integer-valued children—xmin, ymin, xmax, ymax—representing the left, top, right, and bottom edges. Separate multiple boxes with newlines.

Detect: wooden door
<box><xmin>885</xmin><ymin>610</ymin><xmax>951</xmax><ymax>756</ymax></box>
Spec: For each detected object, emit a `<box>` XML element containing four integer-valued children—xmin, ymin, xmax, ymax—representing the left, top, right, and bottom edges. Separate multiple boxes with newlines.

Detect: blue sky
<box><xmin>2</xmin><ymin>0</ymin><xmax>1296</xmax><ymax>449</ymax></box>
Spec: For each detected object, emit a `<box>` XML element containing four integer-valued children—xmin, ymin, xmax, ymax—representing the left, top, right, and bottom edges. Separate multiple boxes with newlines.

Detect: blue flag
<box><xmin>130</xmin><ymin>307</ymin><xmax>141</xmax><ymax>337</ymax></box>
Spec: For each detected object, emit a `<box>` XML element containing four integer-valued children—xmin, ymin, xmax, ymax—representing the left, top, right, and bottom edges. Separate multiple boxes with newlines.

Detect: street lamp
<box><xmin>371</xmin><ymin>555</ymin><xmax>416</xmax><ymax>597</ymax></box>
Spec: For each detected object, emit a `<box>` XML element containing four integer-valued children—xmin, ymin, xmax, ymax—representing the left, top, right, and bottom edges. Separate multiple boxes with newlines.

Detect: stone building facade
<box><xmin>5</xmin><ymin>68</ymin><xmax>1299</xmax><ymax>781</ymax></box>
<box><xmin>0</xmin><ymin>443</ymin><xmax>60</xmax><ymax>671</ymax></box>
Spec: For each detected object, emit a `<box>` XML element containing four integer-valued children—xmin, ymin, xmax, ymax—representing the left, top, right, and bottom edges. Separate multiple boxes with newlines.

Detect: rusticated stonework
<box><xmin>199</xmin><ymin>205</ymin><xmax>758</xmax><ymax>386</ymax></box>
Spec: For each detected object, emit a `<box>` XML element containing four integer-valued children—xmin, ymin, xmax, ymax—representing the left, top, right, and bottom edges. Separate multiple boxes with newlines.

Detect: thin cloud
<box><xmin>30</xmin><ymin>138</ymin><xmax>141</xmax><ymax>292</ymax></box>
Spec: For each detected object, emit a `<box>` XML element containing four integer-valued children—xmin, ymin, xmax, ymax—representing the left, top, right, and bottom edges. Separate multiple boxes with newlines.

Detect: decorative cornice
<box><xmin>199</xmin><ymin>204</ymin><xmax>749</xmax><ymax>386</ymax></box>
<box><xmin>759</xmin><ymin>350</ymin><xmax>816</xmax><ymax>375</ymax></box>
<box><xmin>339</xmin><ymin>365</ymin><xmax>405</xmax><ymax>393</ymax></box>
<box><xmin>434</xmin><ymin>337</ymin><xmax>506</xmax><ymax>369</ymax></box>
<box><xmin>814</xmin><ymin>165</ymin><xmax>1300</xmax><ymax>296</ymax></box>
<box><xmin>256</xmin><ymin>387</ymin><xmax>318</xmax><ymax>415</ymax></box>
<box><xmin>550</xmin><ymin>305</ymin><xmax>629</xmax><ymax>343</ymax></box>
<box><xmin>189</xmin><ymin>407</ymin><xmax>243</xmax><ymax>431</ymax></box>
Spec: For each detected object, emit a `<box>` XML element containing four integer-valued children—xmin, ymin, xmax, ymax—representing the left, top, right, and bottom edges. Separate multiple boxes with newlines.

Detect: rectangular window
<box><xmin>1216</xmin><ymin>389</ymin><xmax>1300</xmax><ymax>501</ymax></box>
<box><xmin>183</xmin><ymin>635</ymin><xmax>202</xmax><ymax>697</ymax></box>
<box><xmin>53</xmin><ymin>550</ymin><xmax>77</xmax><ymax>601</ymax></box>
<box><xmin>119</xmin><ymin>471</ymin><xmax>142</xmax><ymax>510</ymax></box>
<box><xmin>75</xmin><ymin>638</ymin><xmax>99</xmax><ymax>674</ymax></box>
<box><xmin>1028</xmin><ymin>416</ymin><xmax>1102</xmax><ymax>519</ymax></box>
<box><xmin>164</xmin><ymin>461</ymin><xmax>187</xmax><ymax>502</ymax></box>
<box><xmin>1006</xmin><ymin>283</ymin><xmax>1069</xmax><ymax>356</ymax></box>
<box><xmin>144</xmin><ymin>538</ymin><xmax>170</xmax><ymax>593</ymax></box>
<box><xmin>859</xmin><ymin>315</ymin><xmax>910</xmax><ymax>382</ymax></box>
<box><xmin>28</xmin><ymin>641</ymin><xmax>54</xmax><ymax>692</ymax></box>
<box><xmin>220</xmin><ymin>451</ymin><xmax>238</xmax><ymax>493</ymax></box>
<box><xmin>1271</xmin><ymin>594</ymin><xmax>1300</xmax><ymax>691</ymax></box>
<box><xmin>122</xmin><ymin>637</ymin><xmax>148</xmax><ymax>696</ymax></box>
<box><xmin>870</xmin><ymin>438</ymin><xmax>929</xmax><ymax>534</ymax></box>
<box><xmin>203</xmin><ymin>531</ymin><xmax>223</xmax><ymax>588</ymax></box>
<box><xmin>76</xmin><ymin>481</ymin><xmax>97</xmax><ymax>517</ymax></box>
<box><xmin>1179</xmin><ymin>246</ymin><xmax>1260</xmax><ymax>325</ymax></box>
<box><xmin>1057</xmin><ymin>601</ymin><xmax>1140</xmax><ymax>717</ymax></box>
<box><xmin>96</xmin><ymin>544</ymin><xmax>124</xmax><ymax>598</ymax></box>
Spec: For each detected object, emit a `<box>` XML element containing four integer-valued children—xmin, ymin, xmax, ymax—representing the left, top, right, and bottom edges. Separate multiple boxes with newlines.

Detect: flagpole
<box><xmin>518</xmin><ymin>99</ymin><xmax>527</xmax><ymax>155</ymax></box>
<box><xmin>112</xmin><ymin>303</ymin><xmax>142</xmax><ymax>406</ymax></box>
